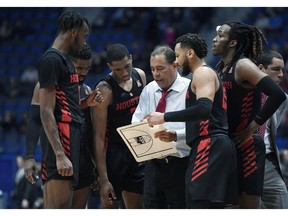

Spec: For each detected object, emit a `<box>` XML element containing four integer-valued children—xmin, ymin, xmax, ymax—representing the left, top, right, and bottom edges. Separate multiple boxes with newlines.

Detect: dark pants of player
<box><xmin>41</xmin><ymin>122</ymin><xmax>81</xmax><ymax>188</ymax></box>
<box><xmin>186</xmin><ymin>135</ymin><xmax>238</xmax><ymax>209</ymax></box>
<box><xmin>106</xmin><ymin>144</ymin><xmax>144</xmax><ymax>200</ymax></box>
<box><xmin>144</xmin><ymin>156</ymin><xmax>189</xmax><ymax>209</ymax></box>
<box><xmin>237</xmin><ymin>134</ymin><xmax>266</xmax><ymax>196</ymax></box>
<box><xmin>75</xmin><ymin>144</ymin><xmax>94</xmax><ymax>190</ymax></box>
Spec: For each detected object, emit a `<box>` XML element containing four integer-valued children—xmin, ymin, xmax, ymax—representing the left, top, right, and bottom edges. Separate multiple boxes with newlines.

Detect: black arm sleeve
<box><xmin>255</xmin><ymin>76</ymin><xmax>286</xmax><ymax>125</ymax></box>
<box><xmin>25</xmin><ymin>105</ymin><xmax>41</xmax><ymax>159</ymax></box>
<box><xmin>164</xmin><ymin>98</ymin><xmax>212</xmax><ymax>122</ymax></box>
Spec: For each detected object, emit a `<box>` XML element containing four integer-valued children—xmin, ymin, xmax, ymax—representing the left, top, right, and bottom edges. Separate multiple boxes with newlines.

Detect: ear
<box><xmin>172</xmin><ymin>61</ymin><xmax>178</xmax><ymax>70</ymax></box>
<box><xmin>229</xmin><ymin>40</ymin><xmax>237</xmax><ymax>48</ymax></box>
<box><xmin>188</xmin><ymin>49</ymin><xmax>194</xmax><ymax>58</ymax></box>
<box><xmin>71</xmin><ymin>28</ymin><xmax>77</xmax><ymax>38</ymax></box>
<box><xmin>107</xmin><ymin>63</ymin><xmax>112</xmax><ymax>70</ymax></box>
<box><xmin>258</xmin><ymin>64</ymin><xmax>265</xmax><ymax>71</ymax></box>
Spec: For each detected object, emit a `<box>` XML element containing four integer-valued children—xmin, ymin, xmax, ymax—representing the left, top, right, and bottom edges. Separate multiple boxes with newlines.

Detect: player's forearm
<box><xmin>255</xmin><ymin>76</ymin><xmax>286</xmax><ymax>125</ymax></box>
<box><xmin>40</xmin><ymin>109</ymin><xmax>64</xmax><ymax>156</ymax></box>
<box><xmin>25</xmin><ymin>105</ymin><xmax>41</xmax><ymax>158</ymax></box>
<box><xmin>95</xmin><ymin>140</ymin><xmax>109</xmax><ymax>182</ymax></box>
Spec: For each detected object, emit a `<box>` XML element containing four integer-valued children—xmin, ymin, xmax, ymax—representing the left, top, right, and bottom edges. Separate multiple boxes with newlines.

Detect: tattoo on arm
<box><xmin>41</xmin><ymin>110</ymin><xmax>64</xmax><ymax>155</ymax></box>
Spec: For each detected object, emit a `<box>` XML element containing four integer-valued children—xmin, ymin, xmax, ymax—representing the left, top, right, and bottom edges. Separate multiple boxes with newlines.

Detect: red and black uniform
<box><xmin>75</xmin><ymin>82</ymin><xmax>95</xmax><ymax>190</ymax></box>
<box><xmin>219</xmin><ymin>60</ymin><xmax>266</xmax><ymax>196</ymax></box>
<box><xmin>38</xmin><ymin>48</ymin><xmax>81</xmax><ymax>188</ymax></box>
<box><xmin>185</xmin><ymin>76</ymin><xmax>238</xmax><ymax>206</ymax></box>
<box><xmin>164</xmin><ymin>68</ymin><xmax>238</xmax><ymax>207</ymax></box>
<box><xmin>100</xmin><ymin>69</ymin><xmax>145</xmax><ymax>200</ymax></box>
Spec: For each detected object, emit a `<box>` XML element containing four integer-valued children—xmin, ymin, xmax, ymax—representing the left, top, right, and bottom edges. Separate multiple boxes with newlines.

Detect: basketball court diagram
<box><xmin>117</xmin><ymin>121</ymin><xmax>177</xmax><ymax>162</ymax></box>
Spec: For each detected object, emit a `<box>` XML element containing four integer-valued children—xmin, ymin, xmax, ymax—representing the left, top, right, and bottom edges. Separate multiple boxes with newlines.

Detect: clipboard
<box><xmin>117</xmin><ymin>121</ymin><xmax>177</xmax><ymax>162</ymax></box>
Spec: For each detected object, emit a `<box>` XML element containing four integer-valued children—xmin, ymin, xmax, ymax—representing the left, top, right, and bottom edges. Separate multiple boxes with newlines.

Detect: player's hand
<box><xmin>24</xmin><ymin>158</ymin><xmax>39</xmax><ymax>184</ymax></box>
<box><xmin>144</xmin><ymin>112</ymin><xmax>165</xmax><ymax>127</ymax></box>
<box><xmin>85</xmin><ymin>88</ymin><xmax>104</xmax><ymax>107</ymax></box>
<box><xmin>56</xmin><ymin>153</ymin><xmax>73</xmax><ymax>176</ymax></box>
<box><xmin>232</xmin><ymin>126</ymin><xmax>254</xmax><ymax>149</ymax></box>
<box><xmin>99</xmin><ymin>180</ymin><xmax>117</xmax><ymax>207</ymax></box>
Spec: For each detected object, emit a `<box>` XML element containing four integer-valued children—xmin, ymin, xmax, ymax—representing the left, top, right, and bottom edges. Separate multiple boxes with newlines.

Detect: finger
<box><xmin>154</xmin><ymin>131</ymin><xmax>162</xmax><ymax>138</ymax></box>
<box><xmin>69</xmin><ymin>167</ymin><xmax>73</xmax><ymax>176</ymax></box>
<box><xmin>58</xmin><ymin>169</ymin><xmax>63</xmax><ymax>176</ymax></box>
<box><xmin>143</xmin><ymin>114</ymin><xmax>149</xmax><ymax>120</ymax></box>
<box><xmin>27</xmin><ymin>176</ymin><xmax>35</xmax><ymax>184</ymax></box>
<box><xmin>110</xmin><ymin>191</ymin><xmax>117</xmax><ymax>200</ymax></box>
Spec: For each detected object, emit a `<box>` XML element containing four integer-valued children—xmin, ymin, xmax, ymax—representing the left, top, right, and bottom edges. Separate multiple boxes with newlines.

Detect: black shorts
<box><xmin>41</xmin><ymin>122</ymin><xmax>81</xmax><ymax>188</ymax></box>
<box><xmin>75</xmin><ymin>145</ymin><xmax>94</xmax><ymax>190</ymax></box>
<box><xmin>106</xmin><ymin>144</ymin><xmax>144</xmax><ymax>200</ymax></box>
<box><xmin>237</xmin><ymin>134</ymin><xmax>265</xmax><ymax>196</ymax></box>
<box><xmin>186</xmin><ymin>135</ymin><xmax>238</xmax><ymax>206</ymax></box>
<box><xmin>144</xmin><ymin>156</ymin><xmax>189</xmax><ymax>208</ymax></box>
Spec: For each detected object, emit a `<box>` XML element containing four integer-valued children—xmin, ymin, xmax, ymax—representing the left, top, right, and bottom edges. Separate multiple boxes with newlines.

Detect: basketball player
<box><xmin>212</xmin><ymin>21</ymin><xmax>286</xmax><ymax>208</ymax></box>
<box><xmin>91</xmin><ymin>43</ymin><xmax>146</xmax><ymax>209</ymax></box>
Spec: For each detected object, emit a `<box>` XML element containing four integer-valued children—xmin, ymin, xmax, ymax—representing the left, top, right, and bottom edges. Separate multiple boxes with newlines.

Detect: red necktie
<box><xmin>258</xmin><ymin>93</ymin><xmax>267</xmax><ymax>139</ymax></box>
<box><xmin>156</xmin><ymin>90</ymin><xmax>171</xmax><ymax>113</ymax></box>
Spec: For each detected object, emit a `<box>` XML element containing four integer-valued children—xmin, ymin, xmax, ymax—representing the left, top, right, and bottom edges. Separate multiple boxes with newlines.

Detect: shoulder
<box><xmin>134</xmin><ymin>67</ymin><xmax>146</xmax><ymax>85</ymax></box>
<box><xmin>234</xmin><ymin>58</ymin><xmax>266</xmax><ymax>86</ymax></box>
<box><xmin>40</xmin><ymin>51</ymin><xmax>63</xmax><ymax>66</ymax></box>
<box><xmin>144</xmin><ymin>80</ymin><xmax>158</xmax><ymax>91</ymax></box>
<box><xmin>31</xmin><ymin>82</ymin><xmax>40</xmax><ymax>104</ymax></box>
<box><xmin>96</xmin><ymin>80</ymin><xmax>112</xmax><ymax>92</ymax></box>
<box><xmin>236</xmin><ymin>58</ymin><xmax>255</xmax><ymax>68</ymax></box>
<box><xmin>195</xmin><ymin>66</ymin><xmax>217</xmax><ymax>79</ymax></box>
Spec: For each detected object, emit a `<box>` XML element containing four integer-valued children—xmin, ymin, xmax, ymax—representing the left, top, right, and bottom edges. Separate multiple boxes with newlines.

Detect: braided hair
<box><xmin>216</xmin><ymin>21</ymin><xmax>267</xmax><ymax>73</ymax></box>
<box><xmin>57</xmin><ymin>11</ymin><xmax>90</xmax><ymax>34</ymax></box>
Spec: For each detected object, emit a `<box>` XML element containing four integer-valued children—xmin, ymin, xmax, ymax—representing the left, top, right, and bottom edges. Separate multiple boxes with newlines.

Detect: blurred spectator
<box><xmin>12</xmin><ymin>19</ymin><xmax>34</xmax><ymax>40</ymax></box>
<box><xmin>253</xmin><ymin>12</ymin><xmax>270</xmax><ymax>33</ymax></box>
<box><xmin>0</xmin><ymin>18</ymin><xmax>12</xmax><ymax>41</ymax></box>
<box><xmin>91</xmin><ymin>8</ymin><xmax>106</xmax><ymax>30</ymax></box>
<box><xmin>267</xmin><ymin>9</ymin><xmax>283</xmax><ymax>33</ymax></box>
<box><xmin>17</xmin><ymin>111</ymin><xmax>29</xmax><ymax>134</ymax></box>
<box><xmin>5</xmin><ymin>77</ymin><xmax>21</xmax><ymax>98</ymax></box>
<box><xmin>20</xmin><ymin>64</ymin><xmax>38</xmax><ymax>84</ymax></box>
<box><xmin>111</xmin><ymin>8</ymin><xmax>134</xmax><ymax>28</ymax></box>
<box><xmin>0</xmin><ymin>110</ymin><xmax>17</xmax><ymax>133</ymax></box>
<box><xmin>165</xmin><ymin>23</ymin><xmax>175</xmax><ymax>47</ymax></box>
<box><xmin>0</xmin><ymin>81</ymin><xmax>5</xmax><ymax>96</ymax></box>
<box><xmin>90</xmin><ymin>52</ymin><xmax>107</xmax><ymax>75</ymax></box>
<box><xmin>10</xmin><ymin>155</ymin><xmax>38</xmax><ymax>208</ymax></box>
<box><xmin>20</xmin><ymin>64</ymin><xmax>38</xmax><ymax>97</ymax></box>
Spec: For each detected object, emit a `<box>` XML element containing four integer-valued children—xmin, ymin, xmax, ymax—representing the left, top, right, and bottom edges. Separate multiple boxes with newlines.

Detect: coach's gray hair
<box><xmin>151</xmin><ymin>46</ymin><xmax>176</xmax><ymax>64</ymax></box>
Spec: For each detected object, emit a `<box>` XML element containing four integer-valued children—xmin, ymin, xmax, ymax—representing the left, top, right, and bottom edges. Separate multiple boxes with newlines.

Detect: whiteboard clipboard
<box><xmin>117</xmin><ymin>121</ymin><xmax>177</xmax><ymax>162</ymax></box>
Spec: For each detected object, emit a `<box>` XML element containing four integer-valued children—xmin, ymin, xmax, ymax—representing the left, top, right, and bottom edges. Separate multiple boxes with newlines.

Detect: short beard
<box><xmin>181</xmin><ymin>60</ymin><xmax>191</xmax><ymax>77</ymax></box>
<box><xmin>78</xmin><ymin>76</ymin><xmax>86</xmax><ymax>85</ymax></box>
